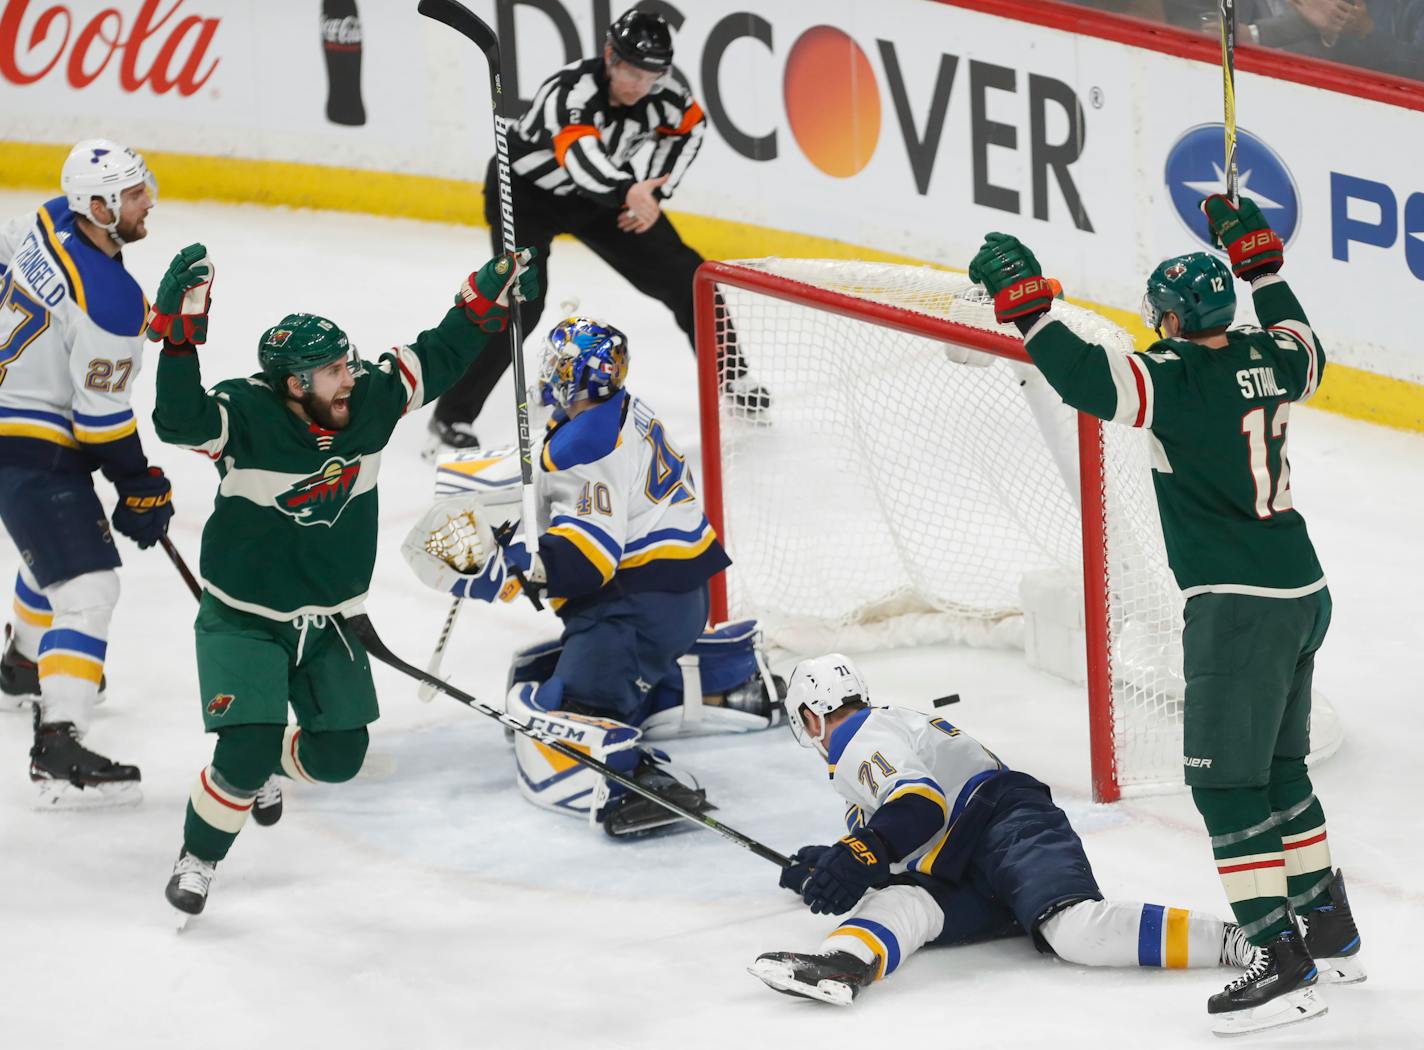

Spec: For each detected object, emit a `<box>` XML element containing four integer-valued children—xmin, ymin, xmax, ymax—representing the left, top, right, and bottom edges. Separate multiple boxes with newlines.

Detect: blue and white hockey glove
<box><xmin>801</xmin><ymin>830</ymin><xmax>893</xmax><ymax>916</ymax></box>
<box><xmin>779</xmin><ymin>843</ymin><xmax>833</xmax><ymax>894</ymax></box>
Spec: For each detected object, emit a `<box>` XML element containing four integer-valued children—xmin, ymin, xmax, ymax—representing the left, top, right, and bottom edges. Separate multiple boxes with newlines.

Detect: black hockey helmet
<box><xmin>606</xmin><ymin>9</ymin><xmax>673</xmax><ymax>72</ymax></box>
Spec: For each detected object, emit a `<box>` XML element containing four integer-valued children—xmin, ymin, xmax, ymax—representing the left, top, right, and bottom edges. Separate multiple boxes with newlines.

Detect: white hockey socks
<box><xmin>1039</xmin><ymin>899</ymin><xmax>1226</xmax><ymax>969</ymax></box>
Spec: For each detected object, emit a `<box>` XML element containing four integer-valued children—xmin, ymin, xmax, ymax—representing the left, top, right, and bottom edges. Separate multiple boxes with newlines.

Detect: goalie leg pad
<box><xmin>508</xmin><ymin>680</ymin><xmax>642</xmax><ymax>820</ymax></box>
<box><xmin>642</xmin><ymin>619</ymin><xmax>786</xmax><ymax>740</ymax></box>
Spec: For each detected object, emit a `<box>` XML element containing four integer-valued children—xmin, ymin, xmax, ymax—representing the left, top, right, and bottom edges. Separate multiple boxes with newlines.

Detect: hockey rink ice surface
<box><xmin>0</xmin><ymin>193</ymin><xmax>1419</xmax><ymax>1049</ymax></box>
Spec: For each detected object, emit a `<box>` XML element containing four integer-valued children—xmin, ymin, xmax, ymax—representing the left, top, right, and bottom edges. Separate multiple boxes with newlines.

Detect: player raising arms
<box><xmin>0</xmin><ymin>140</ymin><xmax>172</xmax><ymax>809</ymax></box>
<box><xmin>404</xmin><ymin>317</ymin><xmax>781</xmax><ymax>836</ymax></box>
<box><xmin>751</xmin><ymin>654</ymin><xmax>1261</xmax><ymax>1007</ymax></box>
<box><xmin>148</xmin><ymin>242</ymin><xmax>539</xmax><ymax>919</ymax></box>
<box><xmin>968</xmin><ymin>197</ymin><xmax>1362</xmax><ymax>1035</ymax></box>
<box><xmin>426</xmin><ymin>8</ymin><xmax>765</xmax><ymax>456</ymax></box>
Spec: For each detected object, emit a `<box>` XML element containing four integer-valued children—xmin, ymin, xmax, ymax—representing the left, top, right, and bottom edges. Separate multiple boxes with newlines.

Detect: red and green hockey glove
<box><xmin>1200</xmin><ymin>195</ymin><xmax>1284</xmax><ymax>280</ymax></box>
<box><xmin>458</xmin><ymin>247</ymin><xmax>541</xmax><ymax>333</ymax></box>
<box><xmin>147</xmin><ymin>243</ymin><xmax>214</xmax><ymax>346</ymax></box>
<box><xmin>968</xmin><ymin>232</ymin><xmax>1059</xmax><ymax>326</ymax></box>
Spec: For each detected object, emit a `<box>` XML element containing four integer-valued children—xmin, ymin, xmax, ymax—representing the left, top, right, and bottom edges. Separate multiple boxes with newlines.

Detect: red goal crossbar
<box><xmin>693</xmin><ymin>261</ymin><xmax>1121</xmax><ymax>801</ymax></box>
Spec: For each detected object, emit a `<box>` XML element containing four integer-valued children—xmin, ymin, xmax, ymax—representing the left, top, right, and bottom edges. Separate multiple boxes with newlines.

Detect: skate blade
<box><xmin>1211</xmin><ymin>986</ymin><xmax>1326</xmax><ymax>1037</ymax></box>
<box><xmin>748</xmin><ymin>961</ymin><xmax>854</xmax><ymax>1007</ymax></box>
<box><xmin>1316</xmin><ymin>955</ymin><xmax>1367</xmax><ymax>985</ymax></box>
<box><xmin>4</xmin><ymin>689</ymin><xmax>106</xmax><ymax>710</ymax></box>
<box><xmin>33</xmin><ymin>778</ymin><xmax>141</xmax><ymax>811</ymax></box>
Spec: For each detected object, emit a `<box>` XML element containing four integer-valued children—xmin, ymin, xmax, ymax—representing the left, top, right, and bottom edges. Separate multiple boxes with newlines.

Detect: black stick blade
<box><xmin>417</xmin><ymin>0</ymin><xmax>498</xmax><ymax>57</ymax></box>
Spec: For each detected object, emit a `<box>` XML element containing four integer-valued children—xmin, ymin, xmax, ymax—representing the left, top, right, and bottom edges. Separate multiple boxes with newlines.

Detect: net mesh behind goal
<box><xmin>697</xmin><ymin>259</ymin><xmax>1341</xmax><ymax>799</ymax></box>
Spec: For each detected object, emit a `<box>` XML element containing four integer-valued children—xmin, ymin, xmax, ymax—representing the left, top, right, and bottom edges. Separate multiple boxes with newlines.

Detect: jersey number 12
<box><xmin>1240</xmin><ymin>403</ymin><xmax>1293</xmax><ymax>519</ymax></box>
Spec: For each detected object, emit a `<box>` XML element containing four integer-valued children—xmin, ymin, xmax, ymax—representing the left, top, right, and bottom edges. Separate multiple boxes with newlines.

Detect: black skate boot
<box><xmin>29</xmin><ymin>708</ymin><xmax>140</xmax><ymax>809</ymax></box>
<box><xmin>423</xmin><ymin>417</ymin><xmax>481</xmax><ymax>462</ymax></box>
<box><xmin>3</xmin><ymin>623</ymin><xmax>106</xmax><ymax>710</ymax></box>
<box><xmin>166</xmin><ymin>849</ymin><xmax>217</xmax><ymax>921</ymax></box>
<box><xmin>600</xmin><ymin>752</ymin><xmax>715</xmax><ymax>838</ymax></box>
<box><xmin>1300</xmin><ymin>870</ymin><xmax>1365</xmax><ymax>984</ymax></box>
<box><xmin>1207</xmin><ymin>925</ymin><xmax>1326</xmax><ymax>1036</ymax></box>
<box><xmin>722</xmin><ymin>377</ymin><xmax>772</xmax><ymax>420</ymax></box>
<box><xmin>749</xmin><ymin>950</ymin><xmax>874</xmax><ymax>1006</ymax></box>
<box><xmin>251</xmin><ymin>775</ymin><xmax>283</xmax><ymax>827</ymax></box>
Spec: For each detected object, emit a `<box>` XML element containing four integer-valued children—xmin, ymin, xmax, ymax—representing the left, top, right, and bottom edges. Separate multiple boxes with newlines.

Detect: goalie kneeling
<box><xmin>403</xmin><ymin>317</ymin><xmax>780</xmax><ymax>836</ymax></box>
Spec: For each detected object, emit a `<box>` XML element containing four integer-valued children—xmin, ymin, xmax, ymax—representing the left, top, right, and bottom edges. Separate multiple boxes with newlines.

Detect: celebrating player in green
<box><xmin>968</xmin><ymin>197</ymin><xmax>1362</xmax><ymax>1036</ymax></box>
<box><xmin>147</xmin><ymin>242</ymin><xmax>539</xmax><ymax>921</ymax></box>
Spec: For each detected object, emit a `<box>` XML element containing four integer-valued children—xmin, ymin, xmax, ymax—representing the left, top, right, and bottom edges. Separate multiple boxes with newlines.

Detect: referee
<box><xmin>427</xmin><ymin>8</ymin><xmax>765</xmax><ymax>454</ymax></box>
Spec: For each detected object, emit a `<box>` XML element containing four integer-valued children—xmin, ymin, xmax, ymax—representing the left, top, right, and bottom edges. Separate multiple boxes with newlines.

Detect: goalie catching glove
<box><xmin>400</xmin><ymin>495</ymin><xmax>539</xmax><ymax>603</ymax></box>
<box><xmin>147</xmin><ymin>242</ymin><xmax>214</xmax><ymax>346</ymax></box>
<box><xmin>1200</xmin><ymin>194</ymin><xmax>1284</xmax><ymax>281</ymax></box>
<box><xmin>968</xmin><ymin>233</ymin><xmax>1060</xmax><ymax>329</ymax></box>
<box><xmin>459</xmin><ymin>248</ymin><xmax>541</xmax><ymax>333</ymax></box>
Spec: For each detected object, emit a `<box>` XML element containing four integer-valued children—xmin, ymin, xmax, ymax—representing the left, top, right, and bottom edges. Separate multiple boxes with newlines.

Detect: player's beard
<box><xmin>115</xmin><ymin>213</ymin><xmax>148</xmax><ymax>243</ymax></box>
<box><xmin>299</xmin><ymin>389</ymin><xmax>353</xmax><ymax>430</ymax></box>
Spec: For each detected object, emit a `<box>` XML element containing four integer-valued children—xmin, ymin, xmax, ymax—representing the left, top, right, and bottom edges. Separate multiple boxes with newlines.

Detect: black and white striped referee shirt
<box><xmin>510</xmin><ymin>56</ymin><xmax>706</xmax><ymax>209</ymax></box>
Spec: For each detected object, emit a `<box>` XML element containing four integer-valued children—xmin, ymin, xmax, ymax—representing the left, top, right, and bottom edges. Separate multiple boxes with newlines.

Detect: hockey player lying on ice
<box><xmin>750</xmin><ymin>653</ymin><xmax>1266</xmax><ymax>1010</ymax></box>
<box><xmin>403</xmin><ymin>316</ymin><xmax>781</xmax><ymax>837</ymax></box>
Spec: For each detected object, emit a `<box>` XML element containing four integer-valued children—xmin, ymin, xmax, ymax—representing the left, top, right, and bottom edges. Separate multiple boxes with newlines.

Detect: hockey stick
<box><xmin>160</xmin><ymin>535</ymin><xmax>202</xmax><ymax>601</ymax></box>
<box><xmin>419</xmin><ymin>0</ymin><xmax>543</xmax><ymax>612</ymax></box>
<box><xmin>1219</xmin><ymin>0</ymin><xmax>1240</xmax><ymax>202</ymax></box>
<box><xmin>416</xmin><ymin>596</ymin><xmax>461</xmax><ymax>702</ymax></box>
<box><xmin>345</xmin><ymin>611</ymin><xmax>793</xmax><ymax>868</ymax></box>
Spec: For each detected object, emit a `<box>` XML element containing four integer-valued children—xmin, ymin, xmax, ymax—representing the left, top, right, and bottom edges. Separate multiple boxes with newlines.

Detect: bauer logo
<box><xmin>1164</xmin><ymin>125</ymin><xmax>1299</xmax><ymax>250</ymax></box>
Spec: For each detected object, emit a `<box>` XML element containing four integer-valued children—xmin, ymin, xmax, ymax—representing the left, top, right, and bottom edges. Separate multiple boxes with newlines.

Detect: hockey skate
<box><xmin>1207</xmin><ymin>926</ymin><xmax>1326</xmax><ymax>1036</ymax></box>
<box><xmin>2</xmin><ymin>623</ymin><xmax>106</xmax><ymax>710</ymax></box>
<box><xmin>422</xmin><ymin>417</ymin><xmax>481</xmax><ymax>462</ymax></box>
<box><xmin>721</xmin><ymin>377</ymin><xmax>772</xmax><ymax>420</ymax></box>
<box><xmin>29</xmin><ymin>710</ymin><xmax>140</xmax><ymax>810</ymax></box>
<box><xmin>165</xmin><ymin>849</ymin><xmax>216</xmax><ymax>924</ymax></box>
<box><xmin>749</xmin><ymin>950</ymin><xmax>874</xmax><ymax>1006</ymax></box>
<box><xmin>1219</xmin><ymin>923</ymin><xmax>1265</xmax><ymax>970</ymax></box>
<box><xmin>1300</xmin><ymin>870</ymin><xmax>1366</xmax><ymax>984</ymax></box>
<box><xmin>600</xmin><ymin>752</ymin><xmax>714</xmax><ymax>838</ymax></box>
<box><xmin>251</xmin><ymin>775</ymin><xmax>283</xmax><ymax>827</ymax></box>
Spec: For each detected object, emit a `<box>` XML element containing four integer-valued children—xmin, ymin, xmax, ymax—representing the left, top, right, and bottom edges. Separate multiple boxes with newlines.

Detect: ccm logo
<box><xmin>1184</xmin><ymin>756</ymin><xmax>1213</xmax><ymax>768</ymax></box>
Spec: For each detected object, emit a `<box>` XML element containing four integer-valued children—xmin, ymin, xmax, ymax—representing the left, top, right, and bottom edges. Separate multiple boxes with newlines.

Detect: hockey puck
<box><xmin>932</xmin><ymin>694</ymin><xmax>961</xmax><ymax>707</ymax></box>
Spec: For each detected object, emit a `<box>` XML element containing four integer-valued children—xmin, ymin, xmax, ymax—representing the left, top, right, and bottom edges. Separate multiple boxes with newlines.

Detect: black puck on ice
<box><xmin>932</xmin><ymin>694</ymin><xmax>961</xmax><ymax>708</ymax></box>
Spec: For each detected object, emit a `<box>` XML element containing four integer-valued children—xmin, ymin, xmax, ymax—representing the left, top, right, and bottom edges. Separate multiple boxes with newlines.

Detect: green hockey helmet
<box><xmin>1141</xmin><ymin>253</ymin><xmax>1236</xmax><ymax>335</ymax></box>
<box><xmin>257</xmin><ymin>313</ymin><xmax>362</xmax><ymax>392</ymax></box>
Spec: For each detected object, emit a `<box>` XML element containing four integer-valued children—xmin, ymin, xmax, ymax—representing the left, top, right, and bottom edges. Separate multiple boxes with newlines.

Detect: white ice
<box><xmin>0</xmin><ymin>192</ymin><xmax>1420</xmax><ymax>1049</ymax></box>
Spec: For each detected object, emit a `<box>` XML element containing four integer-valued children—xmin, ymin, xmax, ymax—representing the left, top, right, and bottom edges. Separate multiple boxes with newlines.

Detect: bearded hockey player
<box><xmin>404</xmin><ymin>317</ymin><xmax>780</xmax><ymax>836</ymax></box>
<box><xmin>0</xmin><ymin>140</ymin><xmax>171</xmax><ymax>809</ymax></box>
<box><xmin>148</xmin><ymin>242</ymin><xmax>540</xmax><ymax>918</ymax></box>
<box><xmin>968</xmin><ymin>195</ymin><xmax>1362</xmax><ymax>1035</ymax></box>
<box><xmin>751</xmin><ymin>654</ymin><xmax>1262</xmax><ymax>1010</ymax></box>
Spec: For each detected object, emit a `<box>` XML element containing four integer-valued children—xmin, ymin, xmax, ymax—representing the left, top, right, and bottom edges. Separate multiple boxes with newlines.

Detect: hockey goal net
<box><xmin>694</xmin><ymin>258</ymin><xmax>1342</xmax><ymax>802</ymax></box>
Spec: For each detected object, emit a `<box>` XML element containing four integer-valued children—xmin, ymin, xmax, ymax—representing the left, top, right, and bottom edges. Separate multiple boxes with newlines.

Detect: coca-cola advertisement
<box><xmin>321</xmin><ymin>0</ymin><xmax>365</xmax><ymax>126</ymax></box>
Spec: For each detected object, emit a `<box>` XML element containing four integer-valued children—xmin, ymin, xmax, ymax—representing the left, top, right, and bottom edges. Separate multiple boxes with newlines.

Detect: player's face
<box><xmin>112</xmin><ymin>182</ymin><xmax>154</xmax><ymax>242</ymax></box>
<box><xmin>301</xmin><ymin>357</ymin><xmax>357</xmax><ymax>429</ymax></box>
<box><xmin>605</xmin><ymin>51</ymin><xmax>663</xmax><ymax>106</ymax></box>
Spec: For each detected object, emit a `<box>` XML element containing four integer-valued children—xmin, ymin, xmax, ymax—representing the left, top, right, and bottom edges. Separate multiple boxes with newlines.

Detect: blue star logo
<box><xmin>1164</xmin><ymin>125</ymin><xmax>1299</xmax><ymax>249</ymax></box>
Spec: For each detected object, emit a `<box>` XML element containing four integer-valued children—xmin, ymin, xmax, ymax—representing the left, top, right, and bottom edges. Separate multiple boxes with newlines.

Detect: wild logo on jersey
<box><xmin>276</xmin><ymin>456</ymin><xmax>363</xmax><ymax>527</ymax></box>
<box><xmin>206</xmin><ymin>693</ymin><xmax>235</xmax><ymax>717</ymax></box>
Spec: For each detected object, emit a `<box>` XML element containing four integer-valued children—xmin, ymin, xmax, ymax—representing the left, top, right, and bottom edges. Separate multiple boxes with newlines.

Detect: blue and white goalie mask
<box><xmin>538</xmin><ymin>317</ymin><xmax>630</xmax><ymax>409</ymax></box>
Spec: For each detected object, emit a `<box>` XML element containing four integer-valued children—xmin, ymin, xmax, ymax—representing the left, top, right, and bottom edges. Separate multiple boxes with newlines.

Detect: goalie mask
<box><xmin>784</xmin><ymin>653</ymin><xmax>869</xmax><ymax>756</ymax></box>
<box><xmin>538</xmin><ymin>317</ymin><xmax>629</xmax><ymax>409</ymax></box>
<box><xmin>1141</xmin><ymin>252</ymin><xmax>1235</xmax><ymax>336</ymax></box>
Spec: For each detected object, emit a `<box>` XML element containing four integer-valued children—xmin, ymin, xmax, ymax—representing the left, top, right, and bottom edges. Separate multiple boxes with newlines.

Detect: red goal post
<box><xmin>693</xmin><ymin>259</ymin><xmax>1122</xmax><ymax>802</ymax></box>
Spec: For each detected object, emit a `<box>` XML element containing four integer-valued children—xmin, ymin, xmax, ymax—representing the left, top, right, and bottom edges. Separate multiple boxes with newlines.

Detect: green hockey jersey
<box><xmin>153</xmin><ymin>306</ymin><xmax>493</xmax><ymax>619</ymax></box>
<box><xmin>1022</xmin><ymin>275</ymin><xmax>1326</xmax><ymax>597</ymax></box>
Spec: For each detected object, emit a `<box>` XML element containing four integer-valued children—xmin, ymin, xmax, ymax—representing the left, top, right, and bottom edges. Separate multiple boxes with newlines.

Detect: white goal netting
<box><xmin>702</xmin><ymin>259</ymin><xmax>1341</xmax><ymax>797</ymax></box>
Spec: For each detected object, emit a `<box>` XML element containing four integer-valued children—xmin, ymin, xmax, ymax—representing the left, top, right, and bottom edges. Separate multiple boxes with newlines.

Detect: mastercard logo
<box><xmin>783</xmin><ymin>26</ymin><xmax>881</xmax><ymax>179</ymax></box>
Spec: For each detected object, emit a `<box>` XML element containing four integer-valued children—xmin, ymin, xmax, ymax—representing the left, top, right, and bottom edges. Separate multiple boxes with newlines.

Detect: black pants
<box><xmin>435</xmin><ymin>157</ymin><xmax>742</xmax><ymax>427</ymax></box>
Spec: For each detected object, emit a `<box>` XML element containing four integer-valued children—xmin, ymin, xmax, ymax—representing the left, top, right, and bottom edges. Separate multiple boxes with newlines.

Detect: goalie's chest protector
<box><xmin>195</xmin><ymin>374</ymin><xmax>398</xmax><ymax>620</ymax></box>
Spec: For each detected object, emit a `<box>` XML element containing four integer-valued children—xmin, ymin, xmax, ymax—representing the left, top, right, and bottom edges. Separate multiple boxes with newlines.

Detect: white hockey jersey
<box><xmin>827</xmin><ymin>706</ymin><xmax>1010</xmax><ymax>881</ymax></box>
<box><xmin>534</xmin><ymin>390</ymin><xmax>729</xmax><ymax>613</ymax></box>
<box><xmin>0</xmin><ymin>197</ymin><xmax>150</xmax><ymax>476</ymax></box>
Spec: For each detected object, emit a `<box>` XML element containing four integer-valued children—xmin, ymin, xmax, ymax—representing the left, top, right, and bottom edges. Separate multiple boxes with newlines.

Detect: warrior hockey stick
<box><xmin>160</xmin><ymin>535</ymin><xmax>202</xmax><ymax>601</ymax></box>
<box><xmin>1219</xmin><ymin>0</ymin><xmax>1240</xmax><ymax>201</ymax></box>
<box><xmin>345</xmin><ymin>612</ymin><xmax>794</xmax><ymax>868</ymax></box>
<box><xmin>418</xmin><ymin>0</ymin><xmax>543</xmax><ymax>611</ymax></box>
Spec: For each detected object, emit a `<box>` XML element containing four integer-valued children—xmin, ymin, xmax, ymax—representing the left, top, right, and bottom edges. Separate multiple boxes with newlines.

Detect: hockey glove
<box><xmin>779</xmin><ymin>843</ymin><xmax>833</xmax><ymax>894</ymax></box>
<box><xmin>147</xmin><ymin>243</ymin><xmax>214</xmax><ymax>346</ymax></box>
<box><xmin>112</xmin><ymin>467</ymin><xmax>174</xmax><ymax>549</ymax></box>
<box><xmin>968</xmin><ymin>232</ymin><xmax>1058</xmax><ymax>327</ymax></box>
<box><xmin>1200</xmin><ymin>195</ymin><xmax>1284</xmax><ymax>280</ymax></box>
<box><xmin>801</xmin><ymin>830</ymin><xmax>893</xmax><ymax>916</ymax></box>
<box><xmin>459</xmin><ymin>248</ymin><xmax>541</xmax><ymax>333</ymax></box>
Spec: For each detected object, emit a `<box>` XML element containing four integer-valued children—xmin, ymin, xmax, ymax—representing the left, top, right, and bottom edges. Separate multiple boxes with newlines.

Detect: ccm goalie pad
<box><xmin>506</xmin><ymin>620</ymin><xmax>785</xmax><ymax>740</ymax></box>
<box><xmin>507</xmin><ymin>678</ymin><xmax>713</xmax><ymax>837</ymax></box>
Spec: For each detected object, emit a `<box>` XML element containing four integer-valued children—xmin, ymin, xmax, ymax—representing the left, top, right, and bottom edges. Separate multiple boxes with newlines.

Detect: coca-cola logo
<box><xmin>322</xmin><ymin>16</ymin><xmax>361</xmax><ymax>49</ymax></box>
<box><xmin>0</xmin><ymin>0</ymin><xmax>219</xmax><ymax>96</ymax></box>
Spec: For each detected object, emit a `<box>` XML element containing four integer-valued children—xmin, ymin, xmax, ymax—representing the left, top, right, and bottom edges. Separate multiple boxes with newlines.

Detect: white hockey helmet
<box><xmin>61</xmin><ymin>139</ymin><xmax>157</xmax><ymax>241</ymax></box>
<box><xmin>784</xmin><ymin>653</ymin><xmax>869</xmax><ymax>755</ymax></box>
